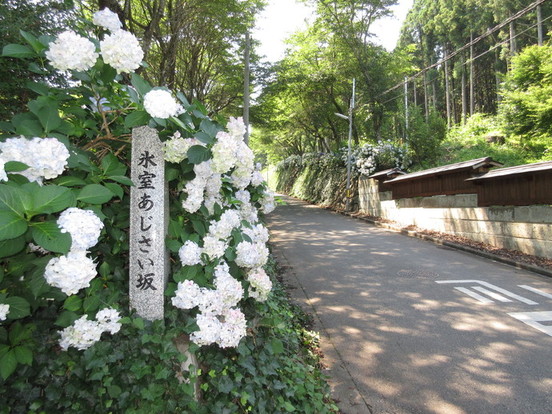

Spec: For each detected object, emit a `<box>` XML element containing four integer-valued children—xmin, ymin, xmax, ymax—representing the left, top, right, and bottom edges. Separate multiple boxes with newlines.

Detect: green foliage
<box><xmin>499</xmin><ymin>43</ymin><xmax>552</xmax><ymax>159</ymax></box>
<box><xmin>404</xmin><ymin>107</ymin><xmax>447</xmax><ymax>168</ymax></box>
<box><xmin>438</xmin><ymin>113</ymin><xmax>530</xmax><ymax>166</ymax></box>
<box><xmin>0</xmin><ymin>17</ymin><xmax>336</xmax><ymax>413</ymax></box>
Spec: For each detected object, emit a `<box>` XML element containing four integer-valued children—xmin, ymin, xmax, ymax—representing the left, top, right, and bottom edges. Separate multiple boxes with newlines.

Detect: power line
<box><xmin>377</xmin><ymin>0</ymin><xmax>549</xmax><ymax>99</ymax></box>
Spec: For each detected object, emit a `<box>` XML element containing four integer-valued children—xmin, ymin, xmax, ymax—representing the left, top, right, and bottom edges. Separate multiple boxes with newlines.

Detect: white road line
<box><xmin>454</xmin><ymin>287</ymin><xmax>494</xmax><ymax>304</ymax></box>
<box><xmin>508</xmin><ymin>311</ymin><xmax>552</xmax><ymax>337</ymax></box>
<box><xmin>436</xmin><ymin>280</ymin><xmax>538</xmax><ymax>305</ymax></box>
<box><xmin>519</xmin><ymin>285</ymin><xmax>552</xmax><ymax>300</ymax></box>
<box><xmin>472</xmin><ymin>286</ymin><xmax>512</xmax><ymax>302</ymax></box>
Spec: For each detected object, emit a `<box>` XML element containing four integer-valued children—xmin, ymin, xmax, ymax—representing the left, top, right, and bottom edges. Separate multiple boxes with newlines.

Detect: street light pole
<box><xmin>335</xmin><ymin>78</ymin><xmax>356</xmax><ymax>211</ymax></box>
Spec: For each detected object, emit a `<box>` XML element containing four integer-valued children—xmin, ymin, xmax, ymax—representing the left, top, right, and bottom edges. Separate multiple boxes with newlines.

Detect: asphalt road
<box><xmin>266</xmin><ymin>196</ymin><xmax>552</xmax><ymax>414</ymax></box>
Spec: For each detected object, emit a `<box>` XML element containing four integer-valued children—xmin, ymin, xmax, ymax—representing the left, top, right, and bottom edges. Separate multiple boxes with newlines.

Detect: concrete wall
<box><xmin>359</xmin><ymin>177</ymin><xmax>552</xmax><ymax>259</ymax></box>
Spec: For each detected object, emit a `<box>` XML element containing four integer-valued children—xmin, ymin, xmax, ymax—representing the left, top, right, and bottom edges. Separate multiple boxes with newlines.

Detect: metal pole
<box><xmin>404</xmin><ymin>76</ymin><xmax>408</xmax><ymax>138</ymax></box>
<box><xmin>537</xmin><ymin>5</ymin><xmax>543</xmax><ymax>46</ymax></box>
<box><xmin>243</xmin><ymin>31</ymin><xmax>250</xmax><ymax>145</ymax></box>
<box><xmin>346</xmin><ymin>78</ymin><xmax>356</xmax><ymax>212</ymax></box>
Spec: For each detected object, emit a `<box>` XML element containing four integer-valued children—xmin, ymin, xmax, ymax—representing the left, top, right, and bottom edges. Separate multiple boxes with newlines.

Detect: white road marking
<box><xmin>472</xmin><ymin>286</ymin><xmax>512</xmax><ymax>302</ymax></box>
<box><xmin>508</xmin><ymin>311</ymin><xmax>552</xmax><ymax>337</ymax></box>
<box><xmin>436</xmin><ymin>280</ymin><xmax>538</xmax><ymax>305</ymax></box>
<box><xmin>454</xmin><ymin>287</ymin><xmax>494</xmax><ymax>304</ymax></box>
<box><xmin>519</xmin><ymin>285</ymin><xmax>552</xmax><ymax>300</ymax></box>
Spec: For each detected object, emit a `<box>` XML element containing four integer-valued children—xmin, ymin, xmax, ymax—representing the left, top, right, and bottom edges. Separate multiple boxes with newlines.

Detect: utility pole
<box><xmin>335</xmin><ymin>78</ymin><xmax>356</xmax><ymax>212</ymax></box>
<box><xmin>404</xmin><ymin>77</ymin><xmax>408</xmax><ymax>139</ymax></box>
<box><xmin>243</xmin><ymin>31</ymin><xmax>250</xmax><ymax>145</ymax></box>
<box><xmin>537</xmin><ymin>5</ymin><xmax>543</xmax><ymax>46</ymax></box>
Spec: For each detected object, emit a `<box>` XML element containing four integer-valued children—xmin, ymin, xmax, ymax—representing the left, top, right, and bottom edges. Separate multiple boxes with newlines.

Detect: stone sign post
<box><xmin>129</xmin><ymin>126</ymin><xmax>169</xmax><ymax>321</ymax></box>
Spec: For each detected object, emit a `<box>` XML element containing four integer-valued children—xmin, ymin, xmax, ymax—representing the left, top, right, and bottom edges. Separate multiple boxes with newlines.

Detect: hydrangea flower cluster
<box><xmin>57</xmin><ymin>208</ymin><xmax>105</xmax><ymax>251</ymax></box>
<box><xmin>99</xmin><ymin>30</ymin><xmax>144</xmax><ymax>73</ymax></box>
<box><xmin>168</xmin><ymin>116</ymin><xmax>277</xmax><ymax>348</ymax></box>
<box><xmin>0</xmin><ymin>137</ymin><xmax>70</xmax><ymax>184</ymax></box>
<box><xmin>92</xmin><ymin>8</ymin><xmax>122</xmax><ymax>32</ymax></box>
<box><xmin>0</xmin><ymin>304</ymin><xmax>9</xmax><ymax>321</ymax></box>
<box><xmin>58</xmin><ymin>308</ymin><xmax>121</xmax><ymax>350</ymax></box>
<box><xmin>44</xmin><ymin>208</ymin><xmax>104</xmax><ymax>295</ymax></box>
<box><xmin>46</xmin><ymin>9</ymin><xmax>143</xmax><ymax>74</ymax></box>
<box><xmin>143</xmin><ymin>89</ymin><xmax>184</xmax><ymax>119</ymax></box>
<box><xmin>45</xmin><ymin>31</ymin><xmax>98</xmax><ymax>72</ymax></box>
<box><xmin>172</xmin><ymin>262</ymin><xmax>246</xmax><ymax>348</ymax></box>
<box><xmin>163</xmin><ymin>132</ymin><xmax>200</xmax><ymax>163</ymax></box>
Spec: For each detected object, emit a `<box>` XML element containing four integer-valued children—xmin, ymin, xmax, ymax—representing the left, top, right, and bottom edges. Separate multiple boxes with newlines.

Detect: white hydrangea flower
<box><xmin>235</xmin><ymin>241</ymin><xmax>269</xmax><ymax>269</ymax></box>
<box><xmin>0</xmin><ymin>158</ymin><xmax>7</xmax><ymax>182</ymax></box>
<box><xmin>247</xmin><ymin>268</ymin><xmax>272</xmax><ymax>302</ymax></box>
<box><xmin>202</xmin><ymin>235</ymin><xmax>227</xmax><ymax>261</ymax></box>
<box><xmin>190</xmin><ymin>313</ymin><xmax>222</xmax><ymax>346</ymax></box>
<box><xmin>214</xmin><ymin>262</ymin><xmax>243</xmax><ymax>308</ymax></box>
<box><xmin>235</xmin><ymin>189</ymin><xmax>251</xmax><ymax>205</ymax></box>
<box><xmin>46</xmin><ymin>31</ymin><xmax>98</xmax><ymax>72</ymax></box>
<box><xmin>208</xmin><ymin>209</ymin><xmax>241</xmax><ymax>240</ymax></box>
<box><xmin>227</xmin><ymin>117</ymin><xmax>246</xmax><ymax>140</ymax></box>
<box><xmin>143</xmin><ymin>89</ymin><xmax>183</xmax><ymax>119</ymax></box>
<box><xmin>44</xmin><ymin>251</ymin><xmax>97</xmax><ymax>295</ymax></box>
<box><xmin>172</xmin><ymin>280</ymin><xmax>203</xmax><ymax>310</ymax></box>
<box><xmin>178</xmin><ymin>240</ymin><xmax>202</xmax><ymax>266</ymax></box>
<box><xmin>193</xmin><ymin>160</ymin><xmax>213</xmax><ymax>181</ymax></box>
<box><xmin>211</xmin><ymin>131</ymin><xmax>238</xmax><ymax>174</ymax></box>
<box><xmin>182</xmin><ymin>178</ymin><xmax>206</xmax><ymax>213</ymax></box>
<box><xmin>217</xmin><ymin>308</ymin><xmax>247</xmax><ymax>348</ymax></box>
<box><xmin>59</xmin><ymin>316</ymin><xmax>104</xmax><ymax>351</ymax></box>
<box><xmin>230</xmin><ymin>141</ymin><xmax>255</xmax><ymax>189</ymax></box>
<box><xmin>260</xmin><ymin>191</ymin><xmax>276</xmax><ymax>214</ymax></box>
<box><xmin>251</xmin><ymin>170</ymin><xmax>264</xmax><ymax>187</ymax></box>
<box><xmin>95</xmin><ymin>307</ymin><xmax>121</xmax><ymax>334</ymax></box>
<box><xmin>93</xmin><ymin>8</ymin><xmax>122</xmax><ymax>32</ymax></box>
<box><xmin>163</xmin><ymin>132</ymin><xmax>200</xmax><ymax>163</ymax></box>
<box><xmin>0</xmin><ymin>304</ymin><xmax>9</xmax><ymax>321</ymax></box>
<box><xmin>100</xmin><ymin>30</ymin><xmax>143</xmax><ymax>73</ymax></box>
<box><xmin>0</xmin><ymin>137</ymin><xmax>70</xmax><ymax>184</ymax></box>
<box><xmin>242</xmin><ymin>223</ymin><xmax>269</xmax><ymax>244</ymax></box>
<box><xmin>57</xmin><ymin>208</ymin><xmax>104</xmax><ymax>251</ymax></box>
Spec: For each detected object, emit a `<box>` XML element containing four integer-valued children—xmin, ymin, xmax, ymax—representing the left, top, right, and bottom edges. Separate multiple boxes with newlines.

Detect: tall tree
<box><xmin>0</xmin><ymin>0</ymin><xmax>75</xmax><ymax>121</ymax></box>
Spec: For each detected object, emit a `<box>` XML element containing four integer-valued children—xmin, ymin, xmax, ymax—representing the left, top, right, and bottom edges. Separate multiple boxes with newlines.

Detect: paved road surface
<box><xmin>267</xmin><ymin>196</ymin><xmax>552</xmax><ymax>414</ymax></box>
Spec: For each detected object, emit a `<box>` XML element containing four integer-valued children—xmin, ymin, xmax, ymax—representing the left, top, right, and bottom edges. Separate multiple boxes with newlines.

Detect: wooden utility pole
<box><xmin>444</xmin><ymin>49</ymin><xmax>451</xmax><ymax>127</ymax></box>
<box><xmin>537</xmin><ymin>5</ymin><xmax>543</xmax><ymax>46</ymax></box>
<box><xmin>510</xmin><ymin>20</ymin><xmax>517</xmax><ymax>55</ymax></box>
<box><xmin>470</xmin><ymin>33</ymin><xmax>475</xmax><ymax>116</ymax></box>
<box><xmin>404</xmin><ymin>77</ymin><xmax>409</xmax><ymax>139</ymax></box>
<box><xmin>243</xmin><ymin>32</ymin><xmax>251</xmax><ymax>145</ymax></box>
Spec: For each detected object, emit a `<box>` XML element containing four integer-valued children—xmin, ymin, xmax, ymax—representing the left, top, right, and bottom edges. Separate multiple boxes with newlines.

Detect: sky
<box><xmin>253</xmin><ymin>0</ymin><xmax>414</xmax><ymax>62</ymax></box>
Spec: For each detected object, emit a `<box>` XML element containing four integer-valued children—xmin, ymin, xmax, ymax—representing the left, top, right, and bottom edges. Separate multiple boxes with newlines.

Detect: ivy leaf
<box><xmin>77</xmin><ymin>184</ymin><xmax>114</xmax><ymax>204</ymax></box>
<box><xmin>2</xmin><ymin>44</ymin><xmax>35</xmax><ymax>58</ymax></box>
<box><xmin>4</xmin><ymin>297</ymin><xmax>31</xmax><ymax>319</ymax></box>
<box><xmin>187</xmin><ymin>145</ymin><xmax>211</xmax><ymax>165</ymax></box>
<box><xmin>0</xmin><ymin>349</ymin><xmax>17</xmax><ymax>380</ymax></box>
<box><xmin>0</xmin><ymin>210</ymin><xmax>28</xmax><ymax>241</ymax></box>
<box><xmin>270</xmin><ymin>338</ymin><xmax>284</xmax><ymax>354</ymax></box>
<box><xmin>31</xmin><ymin>185</ymin><xmax>76</xmax><ymax>214</ymax></box>
<box><xmin>13</xmin><ymin>346</ymin><xmax>33</xmax><ymax>366</ymax></box>
<box><xmin>0</xmin><ymin>236</ymin><xmax>26</xmax><ymax>258</ymax></box>
<box><xmin>31</xmin><ymin>221</ymin><xmax>71</xmax><ymax>254</ymax></box>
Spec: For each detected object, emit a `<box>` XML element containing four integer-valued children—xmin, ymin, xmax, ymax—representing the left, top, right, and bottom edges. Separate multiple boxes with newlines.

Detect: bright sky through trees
<box><xmin>253</xmin><ymin>0</ymin><xmax>414</xmax><ymax>62</ymax></box>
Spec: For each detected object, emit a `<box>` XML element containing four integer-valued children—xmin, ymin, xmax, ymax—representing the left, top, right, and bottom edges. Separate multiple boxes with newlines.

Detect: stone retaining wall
<box><xmin>359</xmin><ymin>177</ymin><xmax>552</xmax><ymax>259</ymax></box>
